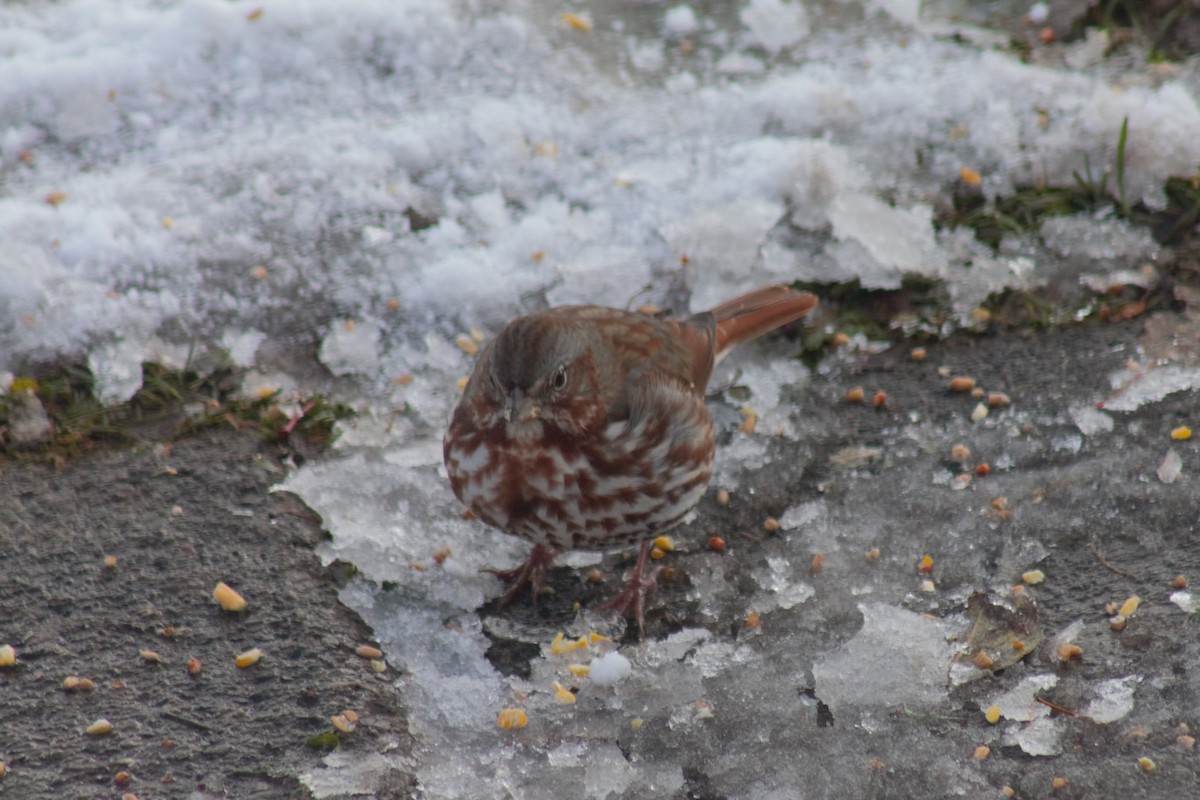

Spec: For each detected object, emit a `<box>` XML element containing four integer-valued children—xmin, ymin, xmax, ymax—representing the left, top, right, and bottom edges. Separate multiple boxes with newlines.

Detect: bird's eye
<box><xmin>551</xmin><ymin>365</ymin><xmax>568</xmax><ymax>392</ymax></box>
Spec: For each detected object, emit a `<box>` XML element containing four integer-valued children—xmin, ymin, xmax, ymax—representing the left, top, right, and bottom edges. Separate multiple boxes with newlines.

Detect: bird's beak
<box><xmin>502</xmin><ymin>389</ymin><xmax>541</xmax><ymax>423</ymax></box>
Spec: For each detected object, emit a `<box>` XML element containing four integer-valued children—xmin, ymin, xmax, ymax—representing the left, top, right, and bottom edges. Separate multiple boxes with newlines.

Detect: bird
<box><xmin>443</xmin><ymin>285</ymin><xmax>818</xmax><ymax>635</ymax></box>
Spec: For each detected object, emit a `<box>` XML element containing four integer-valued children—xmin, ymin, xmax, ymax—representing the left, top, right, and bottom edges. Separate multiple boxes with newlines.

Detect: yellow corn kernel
<box><xmin>552</xmin><ymin>681</ymin><xmax>576</xmax><ymax>705</ymax></box>
<box><xmin>567</xmin><ymin>663</ymin><xmax>591</xmax><ymax>677</ymax></box>
<box><xmin>1119</xmin><ymin>595</ymin><xmax>1140</xmax><ymax>617</ymax></box>
<box><xmin>213</xmin><ymin>581</ymin><xmax>247</xmax><ymax>612</ymax></box>
<box><xmin>497</xmin><ymin>708</ymin><xmax>528</xmax><ymax>729</ymax></box>
<box><xmin>985</xmin><ymin>705</ymin><xmax>1001</xmax><ymax>724</ymax></box>
<box><xmin>653</xmin><ymin>535</ymin><xmax>674</xmax><ymax>553</ymax></box>
<box><xmin>1170</xmin><ymin>425</ymin><xmax>1192</xmax><ymax>440</ymax></box>
<box><xmin>235</xmin><ymin>648</ymin><xmax>262</xmax><ymax>668</ymax></box>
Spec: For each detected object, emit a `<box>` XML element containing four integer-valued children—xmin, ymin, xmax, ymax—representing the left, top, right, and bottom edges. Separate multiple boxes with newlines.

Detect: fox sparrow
<box><xmin>443</xmin><ymin>285</ymin><xmax>818</xmax><ymax>635</ymax></box>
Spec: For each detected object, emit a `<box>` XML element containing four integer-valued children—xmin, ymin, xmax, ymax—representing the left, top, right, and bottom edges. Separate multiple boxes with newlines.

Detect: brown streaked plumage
<box><xmin>443</xmin><ymin>285</ymin><xmax>818</xmax><ymax>635</ymax></box>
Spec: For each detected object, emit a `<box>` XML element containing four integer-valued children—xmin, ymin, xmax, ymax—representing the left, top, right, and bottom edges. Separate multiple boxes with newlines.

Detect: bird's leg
<box><xmin>483</xmin><ymin>543</ymin><xmax>560</xmax><ymax>605</ymax></box>
<box><xmin>599</xmin><ymin>539</ymin><xmax>659</xmax><ymax>639</ymax></box>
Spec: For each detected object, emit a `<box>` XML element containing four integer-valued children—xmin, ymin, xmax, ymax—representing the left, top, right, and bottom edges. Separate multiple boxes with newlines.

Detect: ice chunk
<box><xmin>663</xmin><ymin>6</ymin><xmax>699</xmax><ymax>37</ymax></box>
<box><xmin>1070</xmin><ymin>404</ymin><xmax>1113</xmax><ymax>436</ymax></box>
<box><xmin>318</xmin><ymin>320</ymin><xmax>382</xmax><ymax>377</ymax></box>
<box><xmin>740</xmin><ymin>0</ymin><xmax>809</xmax><ymax>54</ymax></box>
<box><xmin>1169</xmin><ymin>590</ymin><xmax>1197</xmax><ymax>614</ymax></box>
<box><xmin>987</xmin><ymin>673</ymin><xmax>1057</xmax><ymax>722</ymax></box>
<box><xmin>590</xmin><ymin>652</ymin><xmax>632</xmax><ymax>686</ymax></box>
<box><xmin>1101</xmin><ymin>365</ymin><xmax>1200</xmax><ymax>412</ymax></box>
<box><xmin>1009</xmin><ymin>716</ymin><xmax>1064</xmax><ymax>757</ymax></box>
<box><xmin>813</xmin><ymin>604</ymin><xmax>953</xmax><ymax>713</ymax></box>
<box><xmin>779</xmin><ymin>500</ymin><xmax>823</xmax><ymax>531</ymax></box>
<box><xmin>1157</xmin><ymin>449</ymin><xmax>1182</xmax><ymax>484</ymax></box>
<box><xmin>1083</xmin><ymin>675</ymin><xmax>1140</xmax><ymax>724</ymax></box>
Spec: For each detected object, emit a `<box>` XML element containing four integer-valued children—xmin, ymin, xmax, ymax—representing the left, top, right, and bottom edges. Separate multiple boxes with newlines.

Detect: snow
<box><xmin>3</xmin><ymin>0</ymin><xmax>1200</xmax><ymax>796</ymax></box>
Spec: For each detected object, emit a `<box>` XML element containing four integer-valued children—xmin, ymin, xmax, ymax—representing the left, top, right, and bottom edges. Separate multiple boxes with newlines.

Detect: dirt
<box><xmin>0</xmin><ymin>430</ymin><xmax>415</xmax><ymax>799</ymax></box>
<box><xmin>2</xmin><ymin>314</ymin><xmax>1199</xmax><ymax>799</ymax></box>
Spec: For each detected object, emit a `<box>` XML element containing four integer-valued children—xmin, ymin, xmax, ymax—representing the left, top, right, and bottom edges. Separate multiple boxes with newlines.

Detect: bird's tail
<box><xmin>706</xmin><ymin>285</ymin><xmax>818</xmax><ymax>360</ymax></box>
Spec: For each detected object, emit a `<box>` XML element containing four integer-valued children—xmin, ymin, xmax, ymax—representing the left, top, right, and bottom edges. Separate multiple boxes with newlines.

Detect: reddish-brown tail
<box><xmin>708</xmin><ymin>286</ymin><xmax>818</xmax><ymax>359</ymax></box>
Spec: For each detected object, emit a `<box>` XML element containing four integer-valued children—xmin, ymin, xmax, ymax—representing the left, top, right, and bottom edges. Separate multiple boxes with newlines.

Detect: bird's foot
<box><xmin>599</xmin><ymin>540</ymin><xmax>659</xmax><ymax>640</ymax></box>
<box><xmin>483</xmin><ymin>543</ymin><xmax>561</xmax><ymax>606</ymax></box>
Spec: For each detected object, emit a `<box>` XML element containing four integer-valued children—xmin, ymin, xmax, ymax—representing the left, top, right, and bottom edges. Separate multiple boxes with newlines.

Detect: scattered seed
<box><xmin>104</xmin><ymin>555</ymin><xmax>118</xmax><ymax>569</ymax></box>
<box><xmin>46</xmin><ymin>191</ymin><xmax>68</xmax><ymax>206</ymax></box>
<box><xmin>949</xmin><ymin>376</ymin><xmax>976</xmax><ymax>392</ymax></box>
<box><xmin>1173</xmin><ymin>575</ymin><xmax>1189</xmax><ymax>589</ymax></box>
<box><xmin>1119</xmin><ymin>595</ymin><xmax>1140</xmax><ymax>617</ymax></box>
<box><xmin>970</xmin><ymin>402</ymin><xmax>989</xmax><ymax>422</ymax></box>
<box><xmin>630</xmin><ymin>717</ymin><xmax>644</xmax><ymax>730</ymax></box>
<box><xmin>1177</xmin><ymin>735</ymin><xmax>1195</xmax><ymax>749</ymax></box>
<box><xmin>170</xmin><ymin>505</ymin><xmax>183</xmax><ymax>517</ymax></box>
<box><xmin>864</xmin><ymin>547</ymin><xmax>881</xmax><ymax>561</ymax></box>
<box><xmin>910</xmin><ymin>348</ymin><xmax>927</xmax><ymax>361</ymax></box>
<box><xmin>970</xmin><ymin>386</ymin><xmax>985</xmax><ymax>398</ymax></box>
<box><xmin>872</xmin><ymin>390</ymin><xmax>888</xmax><ymax>408</ymax></box>
<box><xmin>763</xmin><ymin>517</ymin><xmax>779</xmax><ymax>534</ymax></box>
<box><xmin>707</xmin><ymin>536</ymin><xmax>726</xmax><ymax>553</ymax></box>
<box><xmin>370</xmin><ymin>659</ymin><xmax>386</xmax><ymax>673</ymax></box>
<box><xmin>385</xmin><ymin>298</ymin><xmax>401</xmax><ymax>312</ymax></box>
<box><xmin>985</xmin><ymin>705</ymin><xmax>1001</xmax><ymax>724</ymax></box>
<box><xmin>455</xmin><ymin>376</ymin><xmax>469</xmax><ymax>391</ymax></box>
<box><xmin>810</xmin><ymin>552</ymin><xmax>824</xmax><ymax>574</ymax></box>
<box><xmin>1022</xmin><ymin>569</ymin><xmax>1045</xmax><ymax>585</ymax></box>
<box><xmin>1012</xmin><ymin>640</ymin><xmax>1025</xmax><ymax>651</ymax></box>
<box><xmin>1001</xmin><ymin>787</ymin><xmax>1014</xmax><ymax>798</ymax></box>
<box><xmin>937</xmin><ymin>366</ymin><xmax>951</xmax><ymax>377</ymax></box>
<box><xmin>991</xmin><ymin>496</ymin><xmax>1009</xmax><ymax>511</ymax></box>
<box><xmin>745</xmin><ymin>611</ymin><xmax>761</xmax><ymax>629</ymax></box>
<box><xmin>831</xmin><ymin>332</ymin><xmax>850</xmax><ymax>346</ymax></box>
<box><xmin>959</xmin><ymin>167</ymin><xmax>982</xmax><ymax>185</ymax></box>
<box><xmin>63</xmin><ymin>676</ymin><xmax>81</xmax><ymax>691</ymax></box>
<box><xmin>454</xmin><ymin>335</ymin><xmax>478</xmax><ymax>356</ymax></box>
<box><xmin>987</xmin><ymin>392</ymin><xmax>1011</xmax><ymax>408</ymax></box>
<box><xmin>1137</xmin><ymin>757</ymin><xmax>1156</xmax><ymax>773</ymax></box>
<box><xmin>114</xmin><ymin>770</ymin><xmax>132</xmax><ymax>786</ymax></box>
<box><xmin>917</xmin><ymin>579</ymin><xmax>936</xmax><ymax>592</ymax></box>
<box><xmin>653</xmin><ymin>535</ymin><xmax>674</xmax><ymax>553</ymax></box>
<box><xmin>432</xmin><ymin>546</ymin><xmax>451</xmax><ymax>565</ymax></box>
<box><xmin>235</xmin><ymin>648</ymin><xmax>262</xmax><ymax>668</ymax></box>
<box><xmin>972</xmin><ymin>745</ymin><xmax>990</xmax><ymax>760</ymax></box>
<box><xmin>552</xmin><ymin>681</ymin><xmax>577</xmax><ymax>705</ymax></box>
<box><xmin>649</xmin><ymin>546</ymin><xmax>666</xmax><ymax>560</ymax></box>
<box><xmin>355</xmin><ymin>644</ymin><xmax>382</xmax><ymax>659</ymax></box>
<box><xmin>497</xmin><ymin>708</ymin><xmax>528</xmax><ymax>730</ymax></box>
<box><xmin>1105</xmin><ymin>601</ymin><xmax>1120</xmax><ymax>616</ymax></box>
<box><xmin>251</xmin><ymin>265</ymin><xmax>269</xmax><ymax>280</ymax></box>
<box><xmin>140</xmin><ymin>650</ymin><xmax>161</xmax><ymax>664</ymax></box>
<box><xmin>86</xmin><ymin>718</ymin><xmax>113</xmax><ymax>735</ymax></box>
<box><xmin>975</xmin><ymin>463</ymin><xmax>990</xmax><ymax>477</ymax></box>
<box><xmin>559</xmin><ymin>11</ymin><xmax>592</xmax><ymax>31</ymax></box>
<box><xmin>213</xmin><ymin>581</ymin><xmax>247</xmax><ymax>612</ymax></box>
<box><xmin>187</xmin><ymin>658</ymin><xmax>202</xmax><ymax>676</ymax></box>
<box><xmin>738</xmin><ymin>406</ymin><xmax>757</xmax><ymax>433</ymax></box>
<box><xmin>1051</xmin><ymin>776</ymin><xmax>1067</xmax><ymax>790</ymax></box>
<box><xmin>567</xmin><ymin>663</ymin><xmax>590</xmax><ymax>678</ymax></box>
<box><xmin>973</xmin><ymin>651</ymin><xmax>994</xmax><ymax>670</ymax></box>
<box><xmin>1170</xmin><ymin>425</ymin><xmax>1192</xmax><ymax>441</ymax></box>
<box><xmin>716</xmin><ymin>489</ymin><xmax>730</xmax><ymax>506</ymax></box>
<box><xmin>951</xmin><ymin>444</ymin><xmax>971</xmax><ymax>461</ymax></box>
<box><xmin>917</xmin><ymin>555</ymin><xmax>934</xmax><ymax>574</ymax></box>
<box><xmin>0</xmin><ymin>645</ymin><xmax>16</xmax><ymax>667</ymax></box>
<box><xmin>844</xmin><ymin>386</ymin><xmax>865</xmax><ymax>404</ymax></box>
<box><xmin>1109</xmin><ymin>614</ymin><xmax>1127</xmax><ymax>632</ymax></box>
<box><xmin>1038</xmin><ymin>27</ymin><xmax>1056</xmax><ymax>44</ymax></box>
<box><xmin>585</xmin><ymin>568</ymin><xmax>603</xmax><ymax>584</ymax></box>
<box><xmin>548</xmin><ymin>633</ymin><xmax>588</xmax><ymax>655</ymax></box>
<box><xmin>331</xmin><ymin>712</ymin><xmax>357</xmax><ymax>733</ymax></box>
<box><xmin>1057</xmin><ymin>643</ymin><xmax>1083</xmax><ymax>662</ymax></box>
